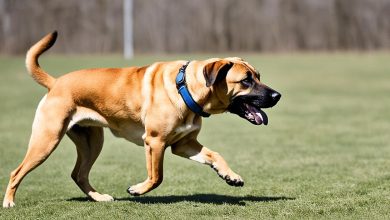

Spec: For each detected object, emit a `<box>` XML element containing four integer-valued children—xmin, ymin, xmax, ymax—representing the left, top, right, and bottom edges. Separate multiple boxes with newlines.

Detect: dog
<box><xmin>3</xmin><ymin>31</ymin><xmax>281</xmax><ymax>208</ymax></box>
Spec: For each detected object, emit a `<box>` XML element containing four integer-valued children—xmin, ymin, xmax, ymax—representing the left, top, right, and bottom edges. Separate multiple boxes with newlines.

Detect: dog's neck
<box><xmin>176</xmin><ymin>61</ymin><xmax>210</xmax><ymax>117</ymax></box>
<box><xmin>184</xmin><ymin>62</ymin><xmax>229</xmax><ymax>115</ymax></box>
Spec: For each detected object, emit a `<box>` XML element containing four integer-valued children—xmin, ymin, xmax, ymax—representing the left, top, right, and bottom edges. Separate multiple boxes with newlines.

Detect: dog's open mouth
<box><xmin>228</xmin><ymin>97</ymin><xmax>269</xmax><ymax>125</ymax></box>
<box><xmin>243</xmin><ymin>103</ymin><xmax>268</xmax><ymax>125</ymax></box>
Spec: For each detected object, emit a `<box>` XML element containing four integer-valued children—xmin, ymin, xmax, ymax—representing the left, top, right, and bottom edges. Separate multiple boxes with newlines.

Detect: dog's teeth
<box><xmin>246</xmin><ymin>113</ymin><xmax>254</xmax><ymax>120</ymax></box>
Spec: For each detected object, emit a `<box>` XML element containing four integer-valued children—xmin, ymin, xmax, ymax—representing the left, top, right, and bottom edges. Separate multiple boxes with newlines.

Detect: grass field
<box><xmin>1</xmin><ymin>53</ymin><xmax>390</xmax><ymax>219</ymax></box>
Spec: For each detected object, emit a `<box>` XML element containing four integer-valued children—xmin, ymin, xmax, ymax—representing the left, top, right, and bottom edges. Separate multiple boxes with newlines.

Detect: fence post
<box><xmin>123</xmin><ymin>0</ymin><xmax>133</xmax><ymax>59</ymax></box>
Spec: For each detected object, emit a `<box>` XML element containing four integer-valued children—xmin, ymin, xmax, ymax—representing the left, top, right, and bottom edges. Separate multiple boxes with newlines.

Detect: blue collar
<box><xmin>175</xmin><ymin>61</ymin><xmax>210</xmax><ymax>117</ymax></box>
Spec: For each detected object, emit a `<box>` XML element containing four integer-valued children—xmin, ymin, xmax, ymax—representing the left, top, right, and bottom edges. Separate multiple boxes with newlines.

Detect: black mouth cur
<box><xmin>3</xmin><ymin>31</ymin><xmax>281</xmax><ymax>208</ymax></box>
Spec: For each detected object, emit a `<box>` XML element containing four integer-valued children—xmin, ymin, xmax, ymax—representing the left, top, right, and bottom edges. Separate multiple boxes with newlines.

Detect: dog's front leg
<box><xmin>127</xmin><ymin>135</ymin><xmax>166</xmax><ymax>196</ymax></box>
<box><xmin>171</xmin><ymin>139</ymin><xmax>244</xmax><ymax>187</ymax></box>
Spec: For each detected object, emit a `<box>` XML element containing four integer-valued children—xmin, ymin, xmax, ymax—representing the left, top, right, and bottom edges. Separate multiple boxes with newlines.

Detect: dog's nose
<box><xmin>270</xmin><ymin>91</ymin><xmax>281</xmax><ymax>102</ymax></box>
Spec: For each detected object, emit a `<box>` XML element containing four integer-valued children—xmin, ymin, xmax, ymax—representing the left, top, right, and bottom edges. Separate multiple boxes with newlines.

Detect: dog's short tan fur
<box><xmin>3</xmin><ymin>32</ymin><xmax>279</xmax><ymax>208</ymax></box>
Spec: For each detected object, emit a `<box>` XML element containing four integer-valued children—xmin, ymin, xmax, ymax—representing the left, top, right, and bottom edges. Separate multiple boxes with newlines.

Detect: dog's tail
<box><xmin>25</xmin><ymin>31</ymin><xmax>58</xmax><ymax>90</ymax></box>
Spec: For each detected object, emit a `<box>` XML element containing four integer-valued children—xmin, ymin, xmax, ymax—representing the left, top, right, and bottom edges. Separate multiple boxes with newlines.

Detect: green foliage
<box><xmin>1</xmin><ymin>53</ymin><xmax>390</xmax><ymax>219</ymax></box>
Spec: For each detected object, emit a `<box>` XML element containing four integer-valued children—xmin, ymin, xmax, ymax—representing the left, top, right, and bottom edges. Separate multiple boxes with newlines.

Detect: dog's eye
<box><xmin>241</xmin><ymin>77</ymin><xmax>252</xmax><ymax>87</ymax></box>
<box><xmin>255</xmin><ymin>71</ymin><xmax>260</xmax><ymax>80</ymax></box>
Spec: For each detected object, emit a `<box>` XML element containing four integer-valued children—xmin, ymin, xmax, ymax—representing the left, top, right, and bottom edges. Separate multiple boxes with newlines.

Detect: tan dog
<box><xmin>3</xmin><ymin>32</ymin><xmax>281</xmax><ymax>208</ymax></box>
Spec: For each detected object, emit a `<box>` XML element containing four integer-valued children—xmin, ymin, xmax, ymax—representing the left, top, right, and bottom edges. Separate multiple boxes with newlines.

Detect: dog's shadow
<box><xmin>68</xmin><ymin>194</ymin><xmax>294</xmax><ymax>205</ymax></box>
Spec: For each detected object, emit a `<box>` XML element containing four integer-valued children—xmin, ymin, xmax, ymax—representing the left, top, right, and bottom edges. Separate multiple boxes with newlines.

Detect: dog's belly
<box><xmin>68</xmin><ymin>106</ymin><xmax>200</xmax><ymax>147</ymax></box>
<box><xmin>109</xmin><ymin>124</ymin><xmax>145</xmax><ymax>146</ymax></box>
<box><xmin>68</xmin><ymin>107</ymin><xmax>109</xmax><ymax>128</ymax></box>
<box><xmin>68</xmin><ymin>106</ymin><xmax>145</xmax><ymax>146</ymax></box>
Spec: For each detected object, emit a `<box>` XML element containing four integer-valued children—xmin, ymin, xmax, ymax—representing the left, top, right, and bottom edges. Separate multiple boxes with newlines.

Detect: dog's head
<box><xmin>203</xmin><ymin>57</ymin><xmax>281</xmax><ymax>125</ymax></box>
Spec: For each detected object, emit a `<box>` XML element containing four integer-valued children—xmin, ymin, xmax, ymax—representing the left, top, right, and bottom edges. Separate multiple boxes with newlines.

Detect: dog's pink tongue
<box><xmin>247</xmin><ymin>105</ymin><xmax>262</xmax><ymax>125</ymax></box>
<box><xmin>258</xmin><ymin>109</ymin><xmax>268</xmax><ymax>125</ymax></box>
<box><xmin>254</xmin><ymin>112</ymin><xmax>263</xmax><ymax>125</ymax></box>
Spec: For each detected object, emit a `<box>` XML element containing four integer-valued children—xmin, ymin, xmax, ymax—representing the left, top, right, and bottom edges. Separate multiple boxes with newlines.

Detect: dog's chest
<box><xmin>169</xmin><ymin>123</ymin><xmax>200</xmax><ymax>143</ymax></box>
<box><xmin>174</xmin><ymin>124</ymin><xmax>199</xmax><ymax>134</ymax></box>
<box><xmin>167</xmin><ymin>114</ymin><xmax>202</xmax><ymax>144</ymax></box>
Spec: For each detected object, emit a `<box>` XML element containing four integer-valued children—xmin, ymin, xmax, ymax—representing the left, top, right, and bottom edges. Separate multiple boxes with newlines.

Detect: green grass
<box><xmin>1</xmin><ymin>52</ymin><xmax>390</xmax><ymax>219</ymax></box>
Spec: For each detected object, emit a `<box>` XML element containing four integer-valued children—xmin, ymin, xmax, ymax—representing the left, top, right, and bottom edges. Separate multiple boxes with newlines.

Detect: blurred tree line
<box><xmin>0</xmin><ymin>0</ymin><xmax>389</xmax><ymax>54</ymax></box>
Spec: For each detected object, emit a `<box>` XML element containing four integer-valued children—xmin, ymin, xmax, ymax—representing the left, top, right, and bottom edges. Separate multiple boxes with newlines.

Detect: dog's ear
<box><xmin>203</xmin><ymin>60</ymin><xmax>233</xmax><ymax>87</ymax></box>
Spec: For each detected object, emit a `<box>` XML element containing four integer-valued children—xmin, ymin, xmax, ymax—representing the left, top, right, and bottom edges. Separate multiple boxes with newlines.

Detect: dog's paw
<box><xmin>96</xmin><ymin>194</ymin><xmax>115</xmax><ymax>202</ymax></box>
<box><xmin>2</xmin><ymin>199</ymin><xmax>15</xmax><ymax>208</ymax></box>
<box><xmin>127</xmin><ymin>181</ymin><xmax>145</xmax><ymax>196</ymax></box>
<box><xmin>127</xmin><ymin>184</ymin><xmax>146</xmax><ymax>196</ymax></box>
<box><xmin>127</xmin><ymin>179</ymin><xmax>153</xmax><ymax>196</ymax></box>
<box><xmin>127</xmin><ymin>186</ymin><xmax>141</xmax><ymax>196</ymax></box>
<box><xmin>213</xmin><ymin>167</ymin><xmax>244</xmax><ymax>187</ymax></box>
<box><xmin>222</xmin><ymin>174</ymin><xmax>244</xmax><ymax>187</ymax></box>
<box><xmin>88</xmin><ymin>192</ymin><xmax>114</xmax><ymax>202</ymax></box>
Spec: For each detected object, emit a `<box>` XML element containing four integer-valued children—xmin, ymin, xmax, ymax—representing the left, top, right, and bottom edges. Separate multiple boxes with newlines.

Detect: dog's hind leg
<box><xmin>67</xmin><ymin>125</ymin><xmax>113</xmax><ymax>202</ymax></box>
<box><xmin>3</xmin><ymin>96</ymin><xmax>72</xmax><ymax>208</ymax></box>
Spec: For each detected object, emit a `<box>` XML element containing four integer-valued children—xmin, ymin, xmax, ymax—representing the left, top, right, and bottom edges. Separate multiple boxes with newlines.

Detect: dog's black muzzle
<box><xmin>257</xmin><ymin>86</ymin><xmax>281</xmax><ymax>108</ymax></box>
<box><xmin>228</xmin><ymin>86</ymin><xmax>281</xmax><ymax>125</ymax></box>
